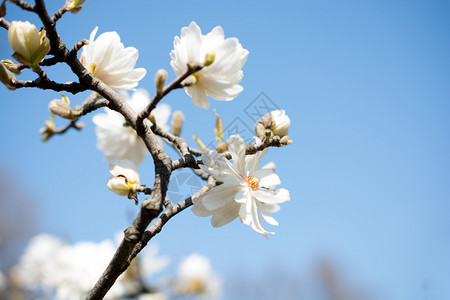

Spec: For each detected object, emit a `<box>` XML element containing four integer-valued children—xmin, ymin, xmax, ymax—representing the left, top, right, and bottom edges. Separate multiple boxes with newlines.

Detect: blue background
<box><xmin>1</xmin><ymin>1</ymin><xmax>449</xmax><ymax>299</ymax></box>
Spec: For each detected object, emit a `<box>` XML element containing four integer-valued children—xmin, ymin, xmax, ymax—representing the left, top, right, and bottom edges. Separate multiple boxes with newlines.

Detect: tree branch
<box><xmin>0</xmin><ymin>17</ymin><xmax>10</xmax><ymax>29</ymax></box>
<box><xmin>135</xmin><ymin>64</ymin><xmax>203</xmax><ymax>135</ymax></box>
<box><xmin>127</xmin><ymin>177</ymin><xmax>216</xmax><ymax>265</ymax></box>
<box><xmin>9</xmin><ymin>0</ymin><xmax>34</xmax><ymax>11</ymax></box>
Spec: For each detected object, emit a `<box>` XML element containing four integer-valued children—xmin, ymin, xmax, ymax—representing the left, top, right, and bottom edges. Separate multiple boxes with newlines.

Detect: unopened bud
<box><xmin>216</xmin><ymin>142</ymin><xmax>228</xmax><ymax>153</ymax></box>
<box><xmin>48</xmin><ymin>99</ymin><xmax>78</xmax><ymax>120</ymax></box>
<box><xmin>280</xmin><ymin>136</ymin><xmax>290</xmax><ymax>145</ymax></box>
<box><xmin>107</xmin><ymin>160</ymin><xmax>141</xmax><ymax>197</ymax></box>
<box><xmin>1</xmin><ymin>60</ymin><xmax>22</xmax><ymax>75</ymax></box>
<box><xmin>8</xmin><ymin>21</ymin><xmax>50</xmax><ymax>66</ymax></box>
<box><xmin>213</xmin><ymin>109</ymin><xmax>223</xmax><ymax>143</ymax></box>
<box><xmin>65</xmin><ymin>0</ymin><xmax>86</xmax><ymax>13</ymax></box>
<box><xmin>182</xmin><ymin>74</ymin><xmax>197</xmax><ymax>86</ymax></box>
<box><xmin>270</xmin><ymin>110</ymin><xmax>290</xmax><ymax>137</ymax></box>
<box><xmin>171</xmin><ymin>110</ymin><xmax>184</xmax><ymax>137</ymax></box>
<box><xmin>155</xmin><ymin>69</ymin><xmax>167</xmax><ymax>95</ymax></box>
<box><xmin>0</xmin><ymin>62</ymin><xmax>16</xmax><ymax>90</ymax></box>
<box><xmin>203</xmin><ymin>51</ymin><xmax>215</xmax><ymax>66</ymax></box>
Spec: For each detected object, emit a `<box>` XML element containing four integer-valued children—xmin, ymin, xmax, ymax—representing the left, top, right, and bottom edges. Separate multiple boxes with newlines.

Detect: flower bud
<box><xmin>106</xmin><ymin>160</ymin><xmax>140</xmax><ymax>197</ymax></box>
<box><xmin>65</xmin><ymin>0</ymin><xmax>86</xmax><ymax>13</ymax></box>
<box><xmin>155</xmin><ymin>69</ymin><xmax>167</xmax><ymax>95</ymax></box>
<box><xmin>1</xmin><ymin>59</ymin><xmax>22</xmax><ymax>75</ymax></box>
<box><xmin>8</xmin><ymin>21</ymin><xmax>51</xmax><ymax>66</ymax></box>
<box><xmin>270</xmin><ymin>110</ymin><xmax>290</xmax><ymax>137</ymax></box>
<box><xmin>182</xmin><ymin>74</ymin><xmax>197</xmax><ymax>86</ymax></box>
<box><xmin>48</xmin><ymin>98</ymin><xmax>78</xmax><ymax>120</ymax></box>
<box><xmin>171</xmin><ymin>110</ymin><xmax>184</xmax><ymax>137</ymax></box>
<box><xmin>0</xmin><ymin>62</ymin><xmax>16</xmax><ymax>90</ymax></box>
<box><xmin>213</xmin><ymin>109</ymin><xmax>223</xmax><ymax>143</ymax></box>
<box><xmin>203</xmin><ymin>51</ymin><xmax>215</xmax><ymax>67</ymax></box>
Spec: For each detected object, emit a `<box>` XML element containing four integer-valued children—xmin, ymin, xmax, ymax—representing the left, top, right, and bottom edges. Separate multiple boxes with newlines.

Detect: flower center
<box><xmin>245</xmin><ymin>176</ymin><xmax>259</xmax><ymax>191</ymax></box>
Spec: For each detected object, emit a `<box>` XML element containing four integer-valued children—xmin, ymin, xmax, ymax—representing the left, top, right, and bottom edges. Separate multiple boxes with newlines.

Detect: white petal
<box><xmin>210</xmin><ymin>200</ymin><xmax>240</xmax><ymax>227</ymax></box>
<box><xmin>201</xmin><ymin>184</ymin><xmax>240</xmax><ymax>211</ymax></box>
<box><xmin>226</xmin><ymin>135</ymin><xmax>246</xmax><ymax>177</ymax></box>
<box><xmin>189</xmin><ymin>86</ymin><xmax>210</xmax><ymax>109</ymax></box>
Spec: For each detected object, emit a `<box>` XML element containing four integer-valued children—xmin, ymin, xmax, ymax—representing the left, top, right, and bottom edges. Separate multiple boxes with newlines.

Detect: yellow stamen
<box><xmin>245</xmin><ymin>176</ymin><xmax>259</xmax><ymax>191</ymax></box>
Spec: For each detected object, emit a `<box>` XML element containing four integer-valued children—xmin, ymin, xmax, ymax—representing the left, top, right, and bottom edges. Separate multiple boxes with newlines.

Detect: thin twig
<box><xmin>9</xmin><ymin>0</ymin><xmax>34</xmax><ymax>11</ymax></box>
<box><xmin>127</xmin><ymin>177</ymin><xmax>216</xmax><ymax>264</ymax></box>
<box><xmin>0</xmin><ymin>17</ymin><xmax>10</xmax><ymax>29</ymax></box>
<box><xmin>136</xmin><ymin>65</ymin><xmax>203</xmax><ymax>135</ymax></box>
<box><xmin>51</xmin><ymin>5</ymin><xmax>67</xmax><ymax>23</ymax></box>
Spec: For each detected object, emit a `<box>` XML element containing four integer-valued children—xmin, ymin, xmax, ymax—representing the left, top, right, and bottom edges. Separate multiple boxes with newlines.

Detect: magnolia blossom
<box><xmin>192</xmin><ymin>135</ymin><xmax>290</xmax><ymax>236</ymax></box>
<box><xmin>11</xmin><ymin>234</ymin><xmax>128</xmax><ymax>299</ymax></box>
<box><xmin>170</xmin><ymin>21</ymin><xmax>249</xmax><ymax>109</ymax></box>
<box><xmin>176</xmin><ymin>253</ymin><xmax>221</xmax><ymax>298</ymax></box>
<box><xmin>8</xmin><ymin>21</ymin><xmax>50</xmax><ymax>66</ymax></box>
<box><xmin>107</xmin><ymin>160</ymin><xmax>140</xmax><ymax>196</ymax></box>
<box><xmin>270</xmin><ymin>109</ymin><xmax>290</xmax><ymax>137</ymax></box>
<box><xmin>80</xmin><ymin>27</ymin><xmax>146</xmax><ymax>90</ymax></box>
<box><xmin>92</xmin><ymin>89</ymin><xmax>171</xmax><ymax>163</ymax></box>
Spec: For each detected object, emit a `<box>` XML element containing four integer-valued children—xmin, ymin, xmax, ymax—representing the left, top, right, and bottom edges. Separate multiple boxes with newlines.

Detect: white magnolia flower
<box><xmin>107</xmin><ymin>159</ymin><xmax>140</xmax><ymax>196</ymax></box>
<box><xmin>92</xmin><ymin>89</ymin><xmax>171</xmax><ymax>164</ymax></box>
<box><xmin>270</xmin><ymin>109</ymin><xmax>290</xmax><ymax>137</ymax></box>
<box><xmin>11</xmin><ymin>234</ymin><xmax>65</xmax><ymax>290</ymax></box>
<box><xmin>176</xmin><ymin>253</ymin><xmax>221</xmax><ymax>298</ymax></box>
<box><xmin>8</xmin><ymin>21</ymin><xmax>50</xmax><ymax>66</ymax></box>
<box><xmin>170</xmin><ymin>21</ymin><xmax>249</xmax><ymax>109</ymax></box>
<box><xmin>80</xmin><ymin>27</ymin><xmax>146</xmax><ymax>90</ymax></box>
<box><xmin>12</xmin><ymin>234</ymin><xmax>129</xmax><ymax>300</ymax></box>
<box><xmin>192</xmin><ymin>135</ymin><xmax>290</xmax><ymax>236</ymax></box>
<box><xmin>51</xmin><ymin>240</ymin><xmax>127</xmax><ymax>300</ymax></box>
<box><xmin>139</xmin><ymin>244</ymin><xmax>170</xmax><ymax>282</ymax></box>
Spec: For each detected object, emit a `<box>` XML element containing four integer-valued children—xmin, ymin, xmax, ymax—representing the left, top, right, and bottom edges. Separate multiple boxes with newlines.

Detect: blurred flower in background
<box><xmin>93</xmin><ymin>89</ymin><xmax>171</xmax><ymax>164</ymax></box>
<box><xmin>175</xmin><ymin>253</ymin><xmax>222</xmax><ymax>298</ymax></box>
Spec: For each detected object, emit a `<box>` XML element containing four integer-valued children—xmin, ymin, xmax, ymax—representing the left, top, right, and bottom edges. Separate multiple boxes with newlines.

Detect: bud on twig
<box><xmin>1</xmin><ymin>60</ymin><xmax>22</xmax><ymax>75</ymax></box>
<box><xmin>0</xmin><ymin>62</ymin><xmax>16</xmax><ymax>90</ymax></box>
<box><xmin>48</xmin><ymin>94</ymin><xmax>78</xmax><ymax>120</ymax></box>
<box><xmin>171</xmin><ymin>111</ymin><xmax>184</xmax><ymax>137</ymax></box>
<box><xmin>65</xmin><ymin>0</ymin><xmax>86</xmax><ymax>13</ymax></box>
<box><xmin>155</xmin><ymin>69</ymin><xmax>167</xmax><ymax>95</ymax></box>
<box><xmin>213</xmin><ymin>109</ymin><xmax>223</xmax><ymax>143</ymax></box>
<box><xmin>203</xmin><ymin>51</ymin><xmax>216</xmax><ymax>66</ymax></box>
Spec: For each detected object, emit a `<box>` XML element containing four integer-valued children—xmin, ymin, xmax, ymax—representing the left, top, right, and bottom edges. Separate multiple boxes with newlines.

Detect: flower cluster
<box><xmin>10</xmin><ymin>234</ymin><xmax>220</xmax><ymax>300</ymax></box>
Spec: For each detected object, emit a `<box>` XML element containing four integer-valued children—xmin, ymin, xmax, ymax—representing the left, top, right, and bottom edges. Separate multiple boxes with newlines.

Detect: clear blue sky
<box><xmin>1</xmin><ymin>1</ymin><xmax>449</xmax><ymax>299</ymax></box>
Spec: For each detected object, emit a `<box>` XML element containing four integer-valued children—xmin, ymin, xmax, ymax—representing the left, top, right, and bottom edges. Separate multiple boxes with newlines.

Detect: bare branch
<box><xmin>40</xmin><ymin>120</ymin><xmax>83</xmax><ymax>141</ymax></box>
<box><xmin>9</xmin><ymin>0</ymin><xmax>34</xmax><ymax>11</ymax></box>
<box><xmin>70</xmin><ymin>39</ymin><xmax>88</xmax><ymax>56</ymax></box>
<box><xmin>10</xmin><ymin>77</ymin><xmax>87</xmax><ymax>93</ymax></box>
<box><xmin>136</xmin><ymin>64</ymin><xmax>203</xmax><ymax>135</ymax></box>
<box><xmin>127</xmin><ymin>177</ymin><xmax>216</xmax><ymax>265</ymax></box>
<box><xmin>0</xmin><ymin>17</ymin><xmax>9</xmax><ymax>29</ymax></box>
<box><xmin>51</xmin><ymin>5</ymin><xmax>67</xmax><ymax>23</ymax></box>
